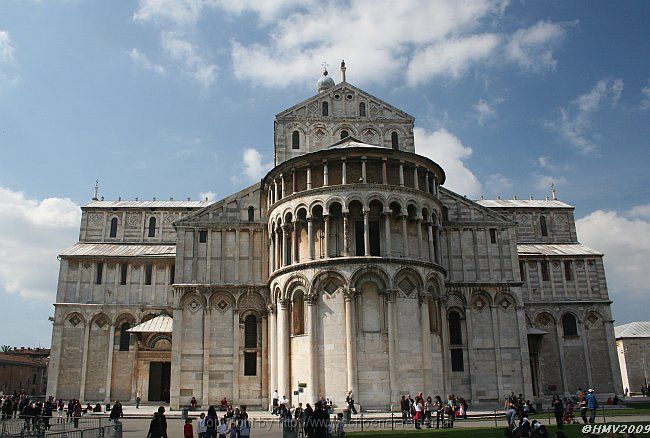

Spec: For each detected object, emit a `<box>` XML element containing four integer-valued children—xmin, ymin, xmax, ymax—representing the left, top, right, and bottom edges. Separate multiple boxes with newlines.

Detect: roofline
<box><xmin>275</xmin><ymin>81</ymin><xmax>415</xmax><ymax>120</ymax></box>
<box><xmin>439</xmin><ymin>187</ymin><xmax>518</xmax><ymax>225</ymax></box>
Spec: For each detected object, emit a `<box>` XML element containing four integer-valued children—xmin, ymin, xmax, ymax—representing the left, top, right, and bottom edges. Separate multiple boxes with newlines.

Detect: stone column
<box><xmin>383</xmin><ymin>211</ymin><xmax>392</xmax><ymax>257</ymax></box>
<box><xmin>424</xmin><ymin>172</ymin><xmax>430</xmax><ymax>194</ymax></box>
<box><xmin>427</xmin><ymin>223</ymin><xmax>435</xmax><ymax>262</ymax></box>
<box><xmin>554</xmin><ymin>322</ymin><xmax>570</xmax><ymax>395</ymax></box>
<box><xmin>386</xmin><ymin>290</ymin><xmax>399</xmax><ymax>402</ymax></box>
<box><xmin>274</xmin><ymin>229</ymin><xmax>280</xmax><ymax>271</ymax></box>
<box><xmin>46</xmin><ymin>321</ymin><xmax>63</xmax><ymax>399</ymax></box>
<box><xmin>307</xmin><ymin>295</ymin><xmax>319</xmax><ymax>404</ymax></box>
<box><xmin>274</xmin><ymin>180</ymin><xmax>278</xmax><ymax>203</ymax></box>
<box><xmin>170</xmin><ymin>307</ymin><xmax>183</xmax><ymax>409</ymax></box>
<box><xmin>399</xmin><ymin>162</ymin><xmax>404</xmax><ymax>186</ymax></box>
<box><xmin>341</xmin><ymin>159</ymin><xmax>347</xmax><ymax>185</ymax></box>
<box><xmin>232</xmin><ymin>311</ymin><xmax>240</xmax><ymax>403</ymax></box>
<box><xmin>420</xmin><ymin>296</ymin><xmax>433</xmax><ymax>392</ymax></box>
<box><xmin>104</xmin><ymin>324</ymin><xmax>115</xmax><ymax>403</ymax></box>
<box><xmin>292</xmin><ymin>221</ymin><xmax>299</xmax><ymax>264</ymax></box>
<box><xmin>344</xmin><ymin>290</ymin><xmax>359</xmax><ymax>397</ymax></box>
<box><xmin>361</xmin><ymin>158</ymin><xmax>367</xmax><ymax>183</ymax></box>
<box><xmin>401</xmin><ymin>216</ymin><xmax>408</xmax><ymax>257</ymax></box>
<box><xmin>277</xmin><ymin>299</ymin><xmax>291</xmax><ymax>402</ymax></box>
<box><xmin>464</xmin><ymin>306</ymin><xmax>478</xmax><ymax>402</ymax></box>
<box><xmin>439</xmin><ymin>308</ymin><xmax>451</xmax><ymax>395</ymax></box>
<box><xmin>307</xmin><ymin>218</ymin><xmax>314</xmax><ymax>260</ymax></box>
<box><xmin>413</xmin><ymin>166</ymin><xmax>419</xmax><ymax>190</ymax></box>
<box><xmin>261</xmin><ymin>313</ymin><xmax>269</xmax><ymax>408</ymax></box>
<box><xmin>435</xmin><ymin>225</ymin><xmax>442</xmax><ymax>264</ymax></box>
<box><xmin>416</xmin><ymin>218</ymin><xmax>423</xmax><ymax>260</ymax></box>
<box><xmin>382</xmin><ymin>158</ymin><xmax>388</xmax><ymax>185</ymax></box>
<box><xmin>202</xmin><ymin>307</ymin><xmax>212</xmax><ymax>406</ymax></box>
<box><xmin>79</xmin><ymin>321</ymin><xmax>91</xmax><ymax>401</ymax></box>
<box><xmin>268</xmin><ymin>306</ymin><xmax>277</xmax><ymax>406</ymax></box>
<box><xmin>490</xmin><ymin>305</ymin><xmax>504</xmax><ymax>400</ymax></box>
<box><xmin>323</xmin><ymin>215</ymin><xmax>330</xmax><ymax>258</ymax></box>
<box><xmin>580</xmin><ymin>322</ymin><xmax>593</xmax><ymax>389</ymax></box>
<box><xmin>280</xmin><ymin>174</ymin><xmax>285</xmax><ymax>199</ymax></box>
<box><xmin>323</xmin><ymin>161</ymin><xmax>329</xmax><ymax>186</ymax></box>
<box><xmin>292</xmin><ymin>171</ymin><xmax>297</xmax><ymax>194</ymax></box>
<box><xmin>281</xmin><ymin>225</ymin><xmax>289</xmax><ymax>267</ymax></box>
<box><xmin>342</xmin><ymin>213</ymin><xmax>350</xmax><ymax>257</ymax></box>
<box><xmin>363</xmin><ymin>211</ymin><xmax>370</xmax><ymax>256</ymax></box>
<box><xmin>307</xmin><ymin>167</ymin><xmax>312</xmax><ymax>190</ymax></box>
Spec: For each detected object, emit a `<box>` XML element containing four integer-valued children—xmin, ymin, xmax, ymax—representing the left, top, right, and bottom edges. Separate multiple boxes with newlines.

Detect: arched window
<box><xmin>540</xmin><ymin>215</ymin><xmax>548</xmax><ymax>237</ymax></box>
<box><xmin>148</xmin><ymin>217</ymin><xmax>156</xmax><ymax>237</ymax></box>
<box><xmin>448</xmin><ymin>311</ymin><xmax>462</xmax><ymax>345</ymax></box>
<box><xmin>292</xmin><ymin>130</ymin><xmax>300</xmax><ymax>149</ymax></box>
<box><xmin>391</xmin><ymin>131</ymin><xmax>399</xmax><ymax>150</ymax></box>
<box><xmin>340</xmin><ymin>130</ymin><xmax>349</xmax><ymax>140</ymax></box>
<box><xmin>109</xmin><ymin>217</ymin><xmax>118</xmax><ymax>238</ymax></box>
<box><xmin>248</xmin><ymin>206</ymin><xmax>255</xmax><ymax>222</ymax></box>
<box><xmin>428</xmin><ymin>299</ymin><xmax>437</xmax><ymax>332</ymax></box>
<box><xmin>359</xmin><ymin>102</ymin><xmax>366</xmax><ymax>117</ymax></box>
<box><xmin>292</xmin><ymin>291</ymin><xmax>305</xmax><ymax>335</ymax></box>
<box><xmin>442</xmin><ymin>206</ymin><xmax>449</xmax><ymax>222</ymax></box>
<box><xmin>322</xmin><ymin>101</ymin><xmax>329</xmax><ymax>116</ymax></box>
<box><xmin>562</xmin><ymin>314</ymin><xmax>578</xmax><ymax>336</ymax></box>
<box><xmin>244</xmin><ymin>314</ymin><xmax>257</xmax><ymax>348</ymax></box>
<box><xmin>119</xmin><ymin>322</ymin><xmax>131</xmax><ymax>351</ymax></box>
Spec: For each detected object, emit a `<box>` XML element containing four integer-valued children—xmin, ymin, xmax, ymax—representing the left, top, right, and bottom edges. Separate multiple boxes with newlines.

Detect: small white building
<box><xmin>615</xmin><ymin>322</ymin><xmax>650</xmax><ymax>396</ymax></box>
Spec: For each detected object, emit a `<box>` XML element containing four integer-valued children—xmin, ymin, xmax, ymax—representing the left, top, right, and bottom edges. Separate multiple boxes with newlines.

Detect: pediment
<box><xmin>275</xmin><ymin>82</ymin><xmax>414</xmax><ymax>121</ymax></box>
<box><xmin>439</xmin><ymin>187</ymin><xmax>515</xmax><ymax>225</ymax></box>
<box><xmin>174</xmin><ymin>183</ymin><xmax>262</xmax><ymax>226</ymax></box>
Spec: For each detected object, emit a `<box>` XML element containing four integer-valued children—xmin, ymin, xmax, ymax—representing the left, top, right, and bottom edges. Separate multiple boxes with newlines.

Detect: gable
<box><xmin>439</xmin><ymin>187</ymin><xmax>515</xmax><ymax>225</ymax></box>
<box><xmin>275</xmin><ymin>82</ymin><xmax>414</xmax><ymax>121</ymax></box>
<box><xmin>174</xmin><ymin>183</ymin><xmax>262</xmax><ymax>227</ymax></box>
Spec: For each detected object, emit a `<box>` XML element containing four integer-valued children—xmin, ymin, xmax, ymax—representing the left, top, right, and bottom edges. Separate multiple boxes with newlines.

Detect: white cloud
<box><xmin>198</xmin><ymin>191</ymin><xmax>216</xmax><ymax>202</ymax></box>
<box><xmin>414</xmin><ymin>127</ymin><xmax>482</xmax><ymax>198</ymax></box>
<box><xmin>576</xmin><ymin>207</ymin><xmax>650</xmax><ymax>318</ymax></box>
<box><xmin>128</xmin><ymin>48</ymin><xmax>165</xmax><ymax>75</ymax></box>
<box><xmin>506</xmin><ymin>20</ymin><xmax>568</xmax><ymax>71</ymax></box>
<box><xmin>231</xmin><ymin>148</ymin><xmax>273</xmax><ymax>184</ymax></box>
<box><xmin>133</xmin><ymin>0</ymin><xmax>207</xmax><ymax>25</ymax></box>
<box><xmin>625</xmin><ymin>203</ymin><xmax>650</xmax><ymax>220</ymax></box>
<box><xmin>485</xmin><ymin>172</ymin><xmax>512</xmax><ymax>196</ymax></box>
<box><xmin>474</xmin><ymin>98</ymin><xmax>497</xmax><ymax>126</ymax></box>
<box><xmin>533</xmin><ymin>173</ymin><xmax>566</xmax><ymax>192</ymax></box>
<box><xmin>0</xmin><ymin>187</ymin><xmax>81</xmax><ymax>302</ymax></box>
<box><xmin>162</xmin><ymin>32</ymin><xmax>217</xmax><ymax>88</ymax></box>
<box><xmin>0</xmin><ymin>30</ymin><xmax>14</xmax><ymax>62</ymax></box>
<box><xmin>547</xmin><ymin>78</ymin><xmax>624</xmax><ymax>153</ymax></box>
<box><xmin>406</xmin><ymin>34</ymin><xmax>501</xmax><ymax>85</ymax></box>
<box><xmin>640</xmin><ymin>80</ymin><xmax>650</xmax><ymax>110</ymax></box>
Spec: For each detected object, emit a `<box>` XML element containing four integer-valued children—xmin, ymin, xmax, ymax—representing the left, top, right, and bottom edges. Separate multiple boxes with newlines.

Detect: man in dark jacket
<box><xmin>109</xmin><ymin>400</ymin><xmax>123</xmax><ymax>424</ymax></box>
<box><xmin>312</xmin><ymin>402</ymin><xmax>329</xmax><ymax>438</ymax></box>
<box><xmin>147</xmin><ymin>407</ymin><xmax>168</xmax><ymax>438</ymax></box>
<box><xmin>400</xmin><ymin>395</ymin><xmax>409</xmax><ymax>424</ymax></box>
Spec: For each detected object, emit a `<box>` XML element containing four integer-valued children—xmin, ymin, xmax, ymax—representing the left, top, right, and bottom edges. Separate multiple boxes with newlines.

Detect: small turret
<box><xmin>340</xmin><ymin>60</ymin><xmax>346</xmax><ymax>82</ymax></box>
<box><xmin>317</xmin><ymin>62</ymin><xmax>335</xmax><ymax>93</ymax></box>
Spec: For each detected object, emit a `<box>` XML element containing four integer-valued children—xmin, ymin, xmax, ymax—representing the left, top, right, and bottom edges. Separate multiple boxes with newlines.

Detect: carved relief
<box><xmin>89</xmin><ymin>214</ymin><xmax>102</xmax><ymax>225</ymax></box>
<box><xmin>127</xmin><ymin>213</ymin><xmax>142</xmax><ymax>227</ymax></box>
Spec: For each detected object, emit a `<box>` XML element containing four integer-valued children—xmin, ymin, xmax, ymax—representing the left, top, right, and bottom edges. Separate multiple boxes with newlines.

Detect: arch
<box><xmin>495</xmin><ymin>290</ymin><xmax>521</xmax><ymax>309</ymax></box>
<box><xmin>62</xmin><ymin>311</ymin><xmax>86</xmax><ymax>327</ymax></box>
<box><xmin>540</xmin><ymin>215</ymin><xmax>548</xmax><ymax>237</ymax></box>
<box><xmin>393</xmin><ymin>267</ymin><xmax>424</xmax><ymax>298</ymax></box>
<box><xmin>311</xmin><ymin>270</ymin><xmax>347</xmax><ymax>298</ymax></box>
<box><xmin>470</xmin><ymin>290</ymin><xmax>493</xmax><ymax>310</ymax></box>
<box><xmin>118</xmin><ymin>321</ymin><xmax>132</xmax><ymax>351</ymax></box>
<box><xmin>292</xmin><ymin>130</ymin><xmax>300</xmax><ymax>149</ymax></box>
<box><xmin>325</xmin><ymin>196</ymin><xmax>345</xmax><ymax>212</ymax></box>
<box><xmin>365</xmin><ymin>192</ymin><xmax>387</xmax><ymax>207</ymax></box>
<box><xmin>425</xmin><ymin>273</ymin><xmax>444</xmax><ymax>297</ymax></box>
<box><xmin>283</xmin><ymin>273</ymin><xmax>310</xmax><ymax>300</ymax></box>
<box><xmin>208</xmin><ymin>290</ymin><xmax>237</xmax><ymax>311</ymax></box>
<box><xmin>444</xmin><ymin>292</ymin><xmax>466</xmax><ymax>310</ymax></box>
<box><xmin>114</xmin><ymin>312</ymin><xmax>137</xmax><ymax>326</ymax></box>
<box><xmin>448</xmin><ymin>310</ymin><xmax>463</xmax><ymax>345</ymax></box>
<box><xmin>340</xmin><ymin>130</ymin><xmax>349</xmax><ymax>140</ymax></box>
<box><xmin>291</xmin><ymin>289</ymin><xmax>305</xmax><ymax>335</ymax></box>
<box><xmin>344</xmin><ymin>194</ymin><xmax>366</xmax><ymax>211</ymax></box>
<box><xmin>391</xmin><ymin>131</ymin><xmax>399</xmax><ymax>149</ymax></box>
<box><xmin>244</xmin><ymin>314</ymin><xmax>259</xmax><ymax>348</ymax></box>
<box><xmin>237</xmin><ymin>291</ymin><xmax>267</xmax><ymax>316</ymax></box>
<box><xmin>308</xmin><ymin>199</ymin><xmax>326</xmax><ymax>216</ymax></box>
<box><xmin>148</xmin><ymin>216</ymin><xmax>156</xmax><ymax>237</ymax></box>
<box><xmin>534</xmin><ymin>310</ymin><xmax>557</xmax><ymax>329</ymax></box>
<box><xmin>109</xmin><ymin>217</ymin><xmax>118</xmax><ymax>238</ymax></box>
<box><xmin>561</xmin><ymin>312</ymin><xmax>579</xmax><ymax>336</ymax></box>
<box><xmin>349</xmin><ymin>266</ymin><xmax>390</xmax><ymax>291</ymax></box>
<box><xmin>584</xmin><ymin>309</ymin><xmax>603</xmax><ymax>328</ymax></box>
<box><xmin>179</xmin><ymin>291</ymin><xmax>207</xmax><ymax>309</ymax></box>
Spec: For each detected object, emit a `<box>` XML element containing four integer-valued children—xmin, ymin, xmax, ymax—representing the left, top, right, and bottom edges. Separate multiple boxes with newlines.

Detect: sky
<box><xmin>0</xmin><ymin>0</ymin><xmax>648</xmax><ymax>347</ymax></box>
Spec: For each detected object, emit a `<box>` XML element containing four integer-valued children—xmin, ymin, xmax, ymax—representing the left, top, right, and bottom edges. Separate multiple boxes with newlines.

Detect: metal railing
<box><xmin>0</xmin><ymin>416</ymin><xmax>118</xmax><ymax>438</ymax></box>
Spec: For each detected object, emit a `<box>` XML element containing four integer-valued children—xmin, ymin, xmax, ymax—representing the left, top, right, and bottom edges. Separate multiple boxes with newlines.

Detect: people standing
<box><xmin>400</xmin><ymin>395</ymin><xmax>409</xmax><ymax>424</ymax></box>
<box><xmin>272</xmin><ymin>390</ymin><xmax>279</xmax><ymax>415</ymax></box>
<box><xmin>184</xmin><ymin>418</ymin><xmax>194</xmax><ymax>438</ymax></box>
<box><xmin>413</xmin><ymin>397</ymin><xmax>422</xmax><ymax>429</ymax></box>
<box><xmin>586</xmin><ymin>389</ymin><xmax>598</xmax><ymax>424</ymax></box>
<box><xmin>197</xmin><ymin>412</ymin><xmax>207</xmax><ymax>438</ymax></box>
<box><xmin>136</xmin><ymin>390</ymin><xmax>142</xmax><ymax>409</ymax></box>
<box><xmin>147</xmin><ymin>407</ymin><xmax>168</xmax><ymax>438</ymax></box>
<box><xmin>312</xmin><ymin>401</ymin><xmax>329</xmax><ymax>438</ymax></box>
<box><xmin>110</xmin><ymin>400</ymin><xmax>123</xmax><ymax>426</ymax></box>
<box><xmin>551</xmin><ymin>394</ymin><xmax>563</xmax><ymax>429</ymax></box>
<box><xmin>446</xmin><ymin>395</ymin><xmax>456</xmax><ymax>428</ymax></box>
<box><xmin>72</xmin><ymin>400</ymin><xmax>82</xmax><ymax>429</ymax></box>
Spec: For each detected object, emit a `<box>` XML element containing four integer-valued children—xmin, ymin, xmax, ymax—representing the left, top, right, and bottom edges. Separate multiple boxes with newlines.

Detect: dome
<box><xmin>317</xmin><ymin>70</ymin><xmax>335</xmax><ymax>93</ymax></box>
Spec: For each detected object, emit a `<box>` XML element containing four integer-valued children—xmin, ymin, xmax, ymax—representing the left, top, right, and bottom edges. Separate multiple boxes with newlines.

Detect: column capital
<box><xmin>306</xmin><ymin>293</ymin><xmax>319</xmax><ymax>306</ymax></box>
<box><xmin>384</xmin><ymin>288</ymin><xmax>398</xmax><ymax>302</ymax></box>
<box><xmin>279</xmin><ymin>298</ymin><xmax>291</xmax><ymax>309</ymax></box>
<box><xmin>343</xmin><ymin>288</ymin><xmax>357</xmax><ymax>302</ymax></box>
<box><xmin>267</xmin><ymin>304</ymin><xmax>277</xmax><ymax>315</ymax></box>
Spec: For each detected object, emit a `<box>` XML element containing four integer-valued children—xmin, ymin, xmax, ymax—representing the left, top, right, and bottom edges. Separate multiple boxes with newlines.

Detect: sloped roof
<box><xmin>325</xmin><ymin>136</ymin><xmax>381</xmax><ymax>150</ymax></box>
<box><xmin>83</xmin><ymin>200</ymin><xmax>212</xmax><ymax>209</ymax></box>
<box><xmin>615</xmin><ymin>322</ymin><xmax>650</xmax><ymax>339</ymax></box>
<box><xmin>60</xmin><ymin>243</ymin><xmax>176</xmax><ymax>258</ymax></box>
<box><xmin>477</xmin><ymin>199</ymin><xmax>574</xmax><ymax>209</ymax></box>
<box><xmin>127</xmin><ymin>315</ymin><xmax>173</xmax><ymax>333</ymax></box>
<box><xmin>517</xmin><ymin>243</ymin><xmax>602</xmax><ymax>257</ymax></box>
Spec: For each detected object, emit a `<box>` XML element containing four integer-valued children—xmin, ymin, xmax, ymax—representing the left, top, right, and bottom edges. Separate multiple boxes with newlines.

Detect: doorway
<box><xmin>527</xmin><ymin>335</ymin><xmax>541</xmax><ymax>397</ymax></box>
<box><xmin>148</xmin><ymin>362</ymin><xmax>171</xmax><ymax>402</ymax></box>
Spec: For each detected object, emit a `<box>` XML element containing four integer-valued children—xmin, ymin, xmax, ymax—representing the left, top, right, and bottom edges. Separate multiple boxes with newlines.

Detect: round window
<box><xmin>334</xmin><ymin>94</ymin><xmax>341</xmax><ymax>100</ymax></box>
<box><xmin>346</xmin><ymin>94</ymin><xmax>353</xmax><ymax>100</ymax></box>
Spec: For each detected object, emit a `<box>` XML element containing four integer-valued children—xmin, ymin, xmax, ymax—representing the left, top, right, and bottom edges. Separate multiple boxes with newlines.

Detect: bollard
<box><xmin>602</xmin><ymin>407</ymin><xmax>606</xmax><ymax>424</ymax></box>
<box><xmin>494</xmin><ymin>410</ymin><xmax>497</xmax><ymax>428</ymax></box>
<box><xmin>391</xmin><ymin>412</ymin><xmax>394</xmax><ymax>430</ymax></box>
<box><xmin>548</xmin><ymin>408</ymin><xmax>551</xmax><ymax>425</ymax></box>
<box><xmin>361</xmin><ymin>413</ymin><xmax>364</xmax><ymax>432</ymax></box>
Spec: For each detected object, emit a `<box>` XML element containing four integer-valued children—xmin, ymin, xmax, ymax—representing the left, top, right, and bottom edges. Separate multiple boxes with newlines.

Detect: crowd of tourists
<box><xmin>0</xmin><ymin>393</ymin><xmax>88</xmax><ymax>430</ymax></box>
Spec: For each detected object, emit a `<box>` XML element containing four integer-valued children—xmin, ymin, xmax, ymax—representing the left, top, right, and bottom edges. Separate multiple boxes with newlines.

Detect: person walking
<box><xmin>551</xmin><ymin>394</ymin><xmax>563</xmax><ymax>429</ymax></box>
<box><xmin>72</xmin><ymin>401</ymin><xmax>82</xmax><ymax>429</ymax></box>
<box><xmin>110</xmin><ymin>400</ymin><xmax>123</xmax><ymax>426</ymax></box>
<box><xmin>434</xmin><ymin>396</ymin><xmax>444</xmax><ymax>429</ymax></box>
<box><xmin>400</xmin><ymin>395</ymin><xmax>409</xmax><ymax>424</ymax></box>
<box><xmin>586</xmin><ymin>389</ymin><xmax>598</xmax><ymax>424</ymax></box>
<box><xmin>136</xmin><ymin>390</ymin><xmax>141</xmax><ymax>409</ymax></box>
<box><xmin>147</xmin><ymin>407</ymin><xmax>168</xmax><ymax>438</ymax></box>
<box><xmin>345</xmin><ymin>391</ymin><xmax>357</xmax><ymax>415</ymax></box>
<box><xmin>578</xmin><ymin>394</ymin><xmax>588</xmax><ymax>424</ymax></box>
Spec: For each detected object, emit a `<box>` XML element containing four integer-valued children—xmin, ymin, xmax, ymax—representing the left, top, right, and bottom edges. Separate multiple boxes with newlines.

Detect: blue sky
<box><xmin>0</xmin><ymin>0</ymin><xmax>648</xmax><ymax>347</ymax></box>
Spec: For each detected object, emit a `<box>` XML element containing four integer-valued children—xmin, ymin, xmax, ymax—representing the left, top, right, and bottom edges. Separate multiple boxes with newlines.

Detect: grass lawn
<box><xmin>347</xmin><ymin>422</ymin><xmax>650</xmax><ymax>437</ymax></box>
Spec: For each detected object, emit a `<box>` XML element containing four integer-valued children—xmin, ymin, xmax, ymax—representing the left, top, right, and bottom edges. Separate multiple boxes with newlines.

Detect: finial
<box><xmin>321</xmin><ymin>61</ymin><xmax>329</xmax><ymax>75</ymax></box>
<box><xmin>92</xmin><ymin>179</ymin><xmax>99</xmax><ymax>201</ymax></box>
<box><xmin>340</xmin><ymin>59</ymin><xmax>346</xmax><ymax>82</ymax></box>
<box><xmin>551</xmin><ymin>182</ymin><xmax>557</xmax><ymax>200</ymax></box>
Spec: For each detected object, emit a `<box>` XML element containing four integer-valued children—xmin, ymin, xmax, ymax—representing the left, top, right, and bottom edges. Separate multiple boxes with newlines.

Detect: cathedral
<box><xmin>47</xmin><ymin>62</ymin><xmax>622</xmax><ymax>410</ymax></box>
